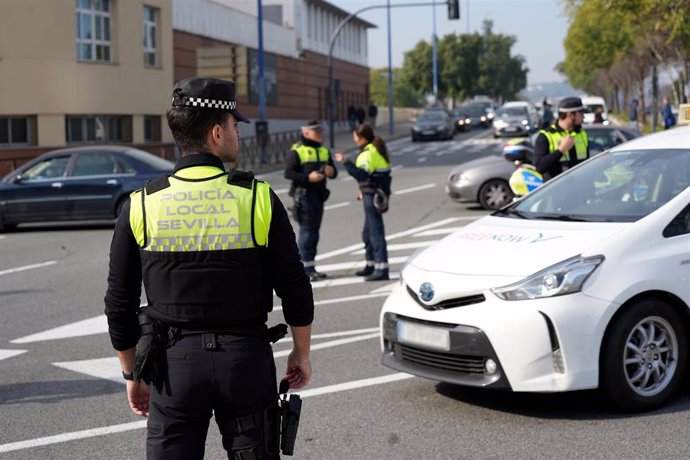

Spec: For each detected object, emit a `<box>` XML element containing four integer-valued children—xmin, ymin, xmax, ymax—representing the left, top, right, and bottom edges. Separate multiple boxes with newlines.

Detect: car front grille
<box><xmin>394</xmin><ymin>343</ymin><xmax>485</xmax><ymax>374</ymax></box>
<box><xmin>407</xmin><ymin>285</ymin><xmax>485</xmax><ymax>310</ymax></box>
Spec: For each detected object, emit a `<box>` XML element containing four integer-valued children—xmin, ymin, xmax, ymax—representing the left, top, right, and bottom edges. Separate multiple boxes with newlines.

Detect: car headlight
<box><xmin>487</xmin><ymin>113</ymin><xmax>495</xmax><ymax>119</ymax></box>
<box><xmin>494</xmin><ymin>120</ymin><xmax>507</xmax><ymax>128</ymax></box>
<box><xmin>465</xmin><ymin>118</ymin><xmax>471</xmax><ymax>124</ymax></box>
<box><xmin>491</xmin><ymin>255</ymin><xmax>604</xmax><ymax>300</ymax></box>
<box><xmin>412</xmin><ymin>126</ymin><xmax>421</xmax><ymax>131</ymax></box>
<box><xmin>480</xmin><ymin>116</ymin><xmax>486</xmax><ymax>122</ymax></box>
<box><xmin>521</xmin><ymin>119</ymin><xmax>529</xmax><ymax>125</ymax></box>
<box><xmin>458</xmin><ymin>120</ymin><xmax>465</xmax><ymax>125</ymax></box>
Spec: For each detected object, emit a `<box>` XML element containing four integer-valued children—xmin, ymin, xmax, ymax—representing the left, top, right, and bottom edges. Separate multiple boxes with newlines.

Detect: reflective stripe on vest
<box><xmin>291</xmin><ymin>142</ymin><xmax>330</xmax><ymax>165</ymax></box>
<box><xmin>355</xmin><ymin>143</ymin><xmax>391</xmax><ymax>173</ymax></box>
<box><xmin>539</xmin><ymin>126</ymin><xmax>588</xmax><ymax>162</ymax></box>
<box><xmin>129</xmin><ymin>173</ymin><xmax>272</xmax><ymax>252</ymax></box>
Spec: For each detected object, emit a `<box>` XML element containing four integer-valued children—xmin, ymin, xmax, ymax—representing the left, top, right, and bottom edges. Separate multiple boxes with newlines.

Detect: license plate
<box><xmin>506</xmin><ymin>126</ymin><xmax>518</xmax><ymax>132</ymax></box>
<box><xmin>397</xmin><ymin>320</ymin><xmax>450</xmax><ymax>351</ymax></box>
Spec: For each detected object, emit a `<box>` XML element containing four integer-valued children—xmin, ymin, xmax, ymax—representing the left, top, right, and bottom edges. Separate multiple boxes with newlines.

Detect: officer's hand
<box><xmin>334</xmin><ymin>152</ymin><xmax>346</xmax><ymax>163</ymax></box>
<box><xmin>558</xmin><ymin>135</ymin><xmax>575</xmax><ymax>153</ymax></box>
<box><xmin>323</xmin><ymin>165</ymin><xmax>335</xmax><ymax>178</ymax></box>
<box><xmin>308</xmin><ymin>171</ymin><xmax>325</xmax><ymax>183</ymax></box>
<box><xmin>284</xmin><ymin>350</ymin><xmax>311</xmax><ymax>390</ymax></box>
<box><xmin>126</xmin><ymin>380</ymin><xmax>150</xmax><ymax>417</ymax></box>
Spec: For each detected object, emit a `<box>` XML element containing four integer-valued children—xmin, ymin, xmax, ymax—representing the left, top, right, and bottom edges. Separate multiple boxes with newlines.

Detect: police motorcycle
<box><xmin>502</xmin><ymin>140</ymin><xmax>543</xmax><ymax>199</ymax></box>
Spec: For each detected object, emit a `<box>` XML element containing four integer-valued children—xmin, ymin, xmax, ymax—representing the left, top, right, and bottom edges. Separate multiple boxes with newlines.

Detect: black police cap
<box><xmin>558</xmin><ymin>97</ymin><xmax>586</xmax><ymax>113</ymax></box>
<box><xmin>171</xmin><ymin>77</ymin><xmax>250</xmax><ymax>123</ymax></box>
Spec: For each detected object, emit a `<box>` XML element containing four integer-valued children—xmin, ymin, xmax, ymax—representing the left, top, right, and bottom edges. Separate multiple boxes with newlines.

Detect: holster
<box><xmin>132</xmin><ymin>309</ymin><xmax>177</xmax><ymax>388</ymax></box>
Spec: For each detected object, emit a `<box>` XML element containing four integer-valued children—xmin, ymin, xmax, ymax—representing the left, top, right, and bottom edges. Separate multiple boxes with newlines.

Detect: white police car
<box><xmin>381</xmin><ymin>115</ymin><xmax>690</xmax><ymax>410</ymax></box>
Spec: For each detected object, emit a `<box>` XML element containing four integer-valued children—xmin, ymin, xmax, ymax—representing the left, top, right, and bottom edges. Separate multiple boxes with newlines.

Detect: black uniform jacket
<box><xmin>284</xmin><ymin>136</ymin><xmax>337</xmax><ymax>197</ymax></box>
<box><xmin>534</xmin><ymin>123</ymin><xmax>588</xmax><ymax>181</ymax></box>
<box><xmin>104</xmin><ymin>153</ymin><xmax>314</xmax><ymax>351</ymax></box>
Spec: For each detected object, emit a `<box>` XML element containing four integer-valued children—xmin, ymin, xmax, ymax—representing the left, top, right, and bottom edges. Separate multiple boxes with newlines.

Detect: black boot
<box><xmin>365</xmin><ymin>269</ymin><xmax>389</xmax><ymax>281</ymax></box>
<box><xmin>355</xmin><ymin>265</ymin><xmax>375</xmax><ymax>277</ymax></box>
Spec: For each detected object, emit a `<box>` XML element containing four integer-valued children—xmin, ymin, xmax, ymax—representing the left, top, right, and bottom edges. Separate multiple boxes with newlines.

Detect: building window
<box><xmin>66</xmin><ymin>115</ymin><xmax>132</xmax><ymax>143</ymax></box>
<box><xmin>76</xmin><ymin>0</ymin><xmax>112</xmax><ymax>62</ymax></box>
<box><xmin>144</xmin><ymin>116</ymin><xmax>161</xmax><ymax>142</ymax></box>
<box><xmin>143</xmin><ymin>6</ymin><xmax>158</xmax><ymax>67</ymax></box>
<box><xmin>0</xmin><ymin>117</ymin><xmax>36</xmax><ymax>146</ymax></box>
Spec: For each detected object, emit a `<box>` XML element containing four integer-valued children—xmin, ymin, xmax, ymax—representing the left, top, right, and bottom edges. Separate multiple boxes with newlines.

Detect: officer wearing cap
<box><xmin>534</xmin><ymin>96</ymin><xmax>590</xmax><ymax>181</ymax></box>
<box><xmin>284</xmin><ymin>120</ymin><xmax>337</xmax><ymax>282</ymax></box>
<box><xmin>104</xmin><ymin>77</ymin><xmax>314</xmax><ymax>459</ymax></box>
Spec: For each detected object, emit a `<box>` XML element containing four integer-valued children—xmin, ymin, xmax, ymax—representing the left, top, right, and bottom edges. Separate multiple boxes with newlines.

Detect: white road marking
<box><xmin>313</xmin><ymin>256</ymin><xmax>408</xmax><ymax>273</ymax></box>
<box><xmin>0</xmin><ymin>261</ymin><xmax>57</xmax><ymax>276</ymax></box>
<box><xmin>11</xmin><ymin>316</ymin><xmax>107</xmax><ymax>344</ymax></box>
<box><xmin>0</xmin><ymin>372</ymin><xmax>413</xmax><ymax>453</ymax></box>
<box><xmin>309</xmin><ymin>272</ymin><xmax>400</xmax><ymax>288</ymax></box>
<box><xmin>369</xmin><ymin>282</ymin><xmax>398</xmax><ymax>294</ymax></box>
<box><xmin>417</xmin><ymin>157</ymin><xmax>427</xmax><ymax>163</ymax></box>
<box><xmin>278</xmin><ymin>327</ymin><xmax>379</xmax><ymax>343</ymax></box>
<box><xmin>341</xmin><ymin>176</ymin><xmax>355</xmax><ymax>182</ymax></box>
<box><xmin>316</xmin><ymin>216</ymin><xmax>462</xmax><ymax>261</ymax></box>
<box><xmin>352</xmin><ymin>241</ymin><xmax>435</xmax><ymax>255</ymax></box>
<box><xmin>413</xmin><ymin>226</ymin><xmax>464</xmax><ymax>237</ymax></box>
<box><xmin>0</xmin><ymin>349</ymin><xmax>27</xmax><ymax>361</ymax></box>
<box><xmin>0</xmin><ymin>235</ymin><xmax>5</xmax><ymax>240</ymax></box>
<box><xmin>272</xmin><ymin>292</ymin><xmax>390</xmax><ymax>311</ymax></box>
<box><xmin>393</xmin><ymin>183</ymin><xmax>436</xmax><ymax>196</ymax></box>
<box><xmin>274</xmin><ymin>188</ymin><xmax>289</xmax><ymax>195</ymax></box>
<box><xmin>324</xmin><ymin>201</ymin><xmax>351</xmax><ymax>211</ymax></box>
<box><xmin>391</xmin><ymin>164</ymin><xmax>404</xmax><ymax>171</ymax></box>
<box><xmin>273</xmin><ymin>332</ymin><xmax>379</xmax><ymax>357</ymax></box>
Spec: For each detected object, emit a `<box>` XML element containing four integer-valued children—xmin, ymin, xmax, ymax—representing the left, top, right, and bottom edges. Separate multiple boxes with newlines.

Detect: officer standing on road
<box><xmin>534</xmin><ymin>96</ymin><xmax>589</xmax><ymax>181</ymax></box>
<box><xmin>104</xmin><ymin>77</ymin><xmax>314</xmax><ymax>459</ymax></box>
<box><xmin>334</xmin><ymin>124</ymin><xmax>391</xmax><ymax>281</ymax></box>
<box><xmin>284</xmin><ymin>121</ymin><xmax>337</xmax><ymax>282</ymax></box>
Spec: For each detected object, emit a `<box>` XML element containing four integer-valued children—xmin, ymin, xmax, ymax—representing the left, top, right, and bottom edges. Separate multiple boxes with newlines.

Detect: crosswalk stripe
<box><xmin>0</xmin><ymin>349</ymin><xmax>27</xmax><ymax>361</ymax></box>
<box><xmin>309</xmin><ymin>272</ymin><xmax>400</xmax><ymax>288</ymax></box>
<box><xmin>352</xmin><ymin>241</ymin><xmax>434</xmax><ymax>255</ymax></box>
<box><xmin>0</xmin><ymin>261</ymin><xmax>57</xmax><ymax>276</ymax></box>
<box><xmin>11</xmin><ymin>316</ymin><xmax>107</xmax><ymax>344</ymax></box>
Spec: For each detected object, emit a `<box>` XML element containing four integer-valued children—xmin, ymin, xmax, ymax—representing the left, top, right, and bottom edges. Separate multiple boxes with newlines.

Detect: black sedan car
<box><xmin>0</xmin><ymin>146</ymin><xmax>174</xmax><ymax>231</ymax></box>
<box><xmin>411</xmin><ymin>110</ymin><xmax>456</xmax><ymax>141</ymax></box>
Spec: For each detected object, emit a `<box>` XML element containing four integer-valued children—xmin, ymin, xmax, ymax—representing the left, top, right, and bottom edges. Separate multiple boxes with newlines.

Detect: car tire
<box><xmin>600</xmin><ymin>298</ymin><xmax>687</xmax><ymax>411</ymax></box>
<box><xmin>478</xmin><ymin>179</ymin><xmax>513</xmax><ymax>210</ymax></box>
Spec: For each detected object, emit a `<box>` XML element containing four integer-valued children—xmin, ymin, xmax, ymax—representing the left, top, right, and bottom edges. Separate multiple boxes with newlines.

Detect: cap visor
<box><xmin>232</xmin><ymin>109</ymin><xmax>251</xmax><ymax>123</ymax></box>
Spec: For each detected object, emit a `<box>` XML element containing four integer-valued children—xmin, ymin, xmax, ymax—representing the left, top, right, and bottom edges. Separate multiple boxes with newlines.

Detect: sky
<box><xmin>327</xmin><ymin>0</ymin><xmax>571</xmax><ymax>85</ymax></box>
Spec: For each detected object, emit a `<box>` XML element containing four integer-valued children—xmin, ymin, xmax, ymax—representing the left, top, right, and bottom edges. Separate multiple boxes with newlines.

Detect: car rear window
<box><xmin>124</xmin><ymin>149</ymin><xmax>175</xmax><ymax>170</ymax></box>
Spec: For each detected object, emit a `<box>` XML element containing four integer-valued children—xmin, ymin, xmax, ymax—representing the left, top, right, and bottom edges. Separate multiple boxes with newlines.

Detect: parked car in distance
<box><xmin>445</xmin><ymin>125</ymin><xmax>640</xmax><ymax>210</ymax></box>
<box><xmin>384</xmin><ymin>123</ymin><xmax>690</xmax><ymax>411</ymax></box>
<box><xmin>0</xmin><ymin>146</ymin><xmax>174</xmax><ymax>231</ymax></box>
<box><xmin>581</xmin><ymin>95</ymin><xmax>610</xmax><ymax>125</ymax></box>
<box><xmin>411</xmin><ymin>110</ymin><xmax>456</xmax><ymax>142</ymax></box>
<box><xmin>492</xmin><ymin>102</ymin><xmax>539</xmax><ymax>138</ymax></box>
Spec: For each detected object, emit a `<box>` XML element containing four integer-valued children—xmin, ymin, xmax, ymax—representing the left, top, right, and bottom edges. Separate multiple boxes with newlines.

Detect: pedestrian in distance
<box><xmin>356</xmin><ymin>106</ymin><xmax>366</xmax><ymax>125</ymax></box>
<box><xmin>334</xmin><ymin>124</ymin><xmax>392</xmax><ymax>281</ymax></box>
<box><xmin>593</xmin><ymin>107</ymin><xmax>604</xmax><ymax>124</ymax></box>
<box><xmin>284</xmin><ymin>120</ymin><xmax>338</xmax><ymax>282</ymax></box>
<box><xmin>534</xmin><ymin>96</ymin><xmax>589</xmax><ymax>182</ymax></box>
<box><xmin>347</xmin><ymin>104</ymin><xmax>357</xmax><ymax>131</ymax></box>
<box><xmin>662</xmin><ymin>97</ymin><xmax>676</xmax><ymax>129</ymax></box>
<box><xmin>541</xmin><ymin>98</ymin><xmax>553</xmax><ymax>129</ymax></box>
<box><xmin>368</xmin><ymin>102</ymin><xmax>378</xmax><ymax>127</ymax></box>
<box><xmin>104</xmin><ymin>77</ymin><xmax>313</xmax><ymax>460</ymax></box>
<box><xmin>628</xmin><ymin>98</ymin><xmax>639</xmax><ymax>130</ymax></box>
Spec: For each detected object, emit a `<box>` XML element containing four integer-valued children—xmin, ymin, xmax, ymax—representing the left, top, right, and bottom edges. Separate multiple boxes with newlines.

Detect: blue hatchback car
<box><xmin>0</xmin><ymin>146</ymin><xmax>174</xmax><ymax>231</ymax></box>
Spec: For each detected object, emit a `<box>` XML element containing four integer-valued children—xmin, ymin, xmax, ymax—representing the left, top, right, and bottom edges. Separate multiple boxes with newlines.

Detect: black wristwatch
<box><xmin>122</xmin><ymin>371</ymin><xmax>134</xmax><ymax>381</ymax></box>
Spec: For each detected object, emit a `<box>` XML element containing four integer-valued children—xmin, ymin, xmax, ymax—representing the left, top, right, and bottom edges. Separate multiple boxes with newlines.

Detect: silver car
<box><xmin>446</xmin><ymin>125</ymin><xmax>641</xmax><ymax>210</ymax></box>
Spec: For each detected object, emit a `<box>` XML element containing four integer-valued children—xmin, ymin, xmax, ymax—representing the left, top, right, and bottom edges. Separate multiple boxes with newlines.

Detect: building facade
<box><xmin>0</xmin><ymin>0</ymin><xmax>174</xmax><ymax>173</ymax></box>
<box><xmin>0</xmin><ymin>0</ymin><xmax>373</xmax><ymax>171</ymax></box>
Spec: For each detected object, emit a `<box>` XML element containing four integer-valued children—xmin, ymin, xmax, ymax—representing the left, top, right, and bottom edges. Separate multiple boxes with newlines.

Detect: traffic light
<box><xmin>448</xmin><ymin>0</ymin><xmax>460</xmax><ymax>20</ymax></box>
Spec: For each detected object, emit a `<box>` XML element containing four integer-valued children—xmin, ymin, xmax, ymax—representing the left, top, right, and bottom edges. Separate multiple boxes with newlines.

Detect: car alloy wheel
<box><xmin>600</xmin><ymin>298</ymin><xmax>687</xmax><ymax>411</ymax></box>
<box><xmin>478</xmin><ymin>179</ymin><xmax>514</xmax><ymax>210</ymax></box>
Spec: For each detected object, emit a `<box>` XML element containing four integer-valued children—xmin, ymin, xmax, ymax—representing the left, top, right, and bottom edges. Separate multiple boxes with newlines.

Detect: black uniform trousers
<box><xmin>147</xmin><ymin>333</ymin><xmax>279</xmax><ymax>460</ymax></box>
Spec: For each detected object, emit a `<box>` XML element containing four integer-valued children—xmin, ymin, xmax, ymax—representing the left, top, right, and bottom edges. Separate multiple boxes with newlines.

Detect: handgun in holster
<box><xmin>132</xmin><ymin>308</ymin><xmax>174</xmax><ymax>386</ymax></box>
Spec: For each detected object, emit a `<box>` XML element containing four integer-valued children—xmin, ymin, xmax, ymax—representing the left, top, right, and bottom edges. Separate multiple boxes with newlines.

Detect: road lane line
<box><xmin>393</xmin><ymin>183</ymin><xmax>436</xmax><ymax>196</ymax></box>
<box><xmin>273</xmin><ymin>332</ymin><xmax>379</xmax><ymax>357</ymax></box>
<box><xmin>0</xmin><ymin>372</ymin><xmax>413</xmax><ymax>453</ymax></box>
<box><xmin>312</xmin><ymin>256</ymin><xmax>408</xmax><ymax>273</ymax></box>
<box><xmin>324</xmin><ymin>201</ymin><xmax>351</xmax><ymax>211</ymax></box>
<box><xmin>417</xmin><ymin>157</ymin><xmax>427</xmax><ymax>163</ymax></box>
<box><xmin>274</xmin><ymin>188</ymin><xmax>289</xmax><ymax>195</ymax></box>
<box><xmin>11</xmin><ymin>316</ymin><xmax>107</xmax><ymax>344</ymax></box>
<box><xmin>0</xmin><ymin>261</ymin><xmax>57</xmax><ymax>276</ymax></box>
<box><xmin>316</xmin><ymin>216</ymin><xmax>462</xmax><ymax>261</ymax></box>
<box><xmin>277</xmin><ymin>327</ymin><xmax>379</xmax><ymax>343</ymax></box>
<box><xmin>272</xmin><ymin>292</ymin><xmax>390</xmax><ymax>311</ymax></box>
<box><xmin>309</xmin><ymin>272</ymin><xmax>400</xmax><ymax>289</ymax></box>
<box><xmin>413</xmin><ymin>227</ymin><xmax>464</xmax><ymax>237</ymax></box>
<box><xmin>351</xmin><ymin>241</ymin><xmax>435</xmax><ymax>255</ymax></box>
<box><xmin>0</xmin><ymin>349</ymin><xmax>27</xmax><ymax>361</ymax></box>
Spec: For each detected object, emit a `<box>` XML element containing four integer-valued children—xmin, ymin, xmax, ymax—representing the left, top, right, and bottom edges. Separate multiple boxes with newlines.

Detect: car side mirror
<box><xmin>11</xmin><ymin>174</ymin><xmax>23</xmax><ymax>184</ymax></box>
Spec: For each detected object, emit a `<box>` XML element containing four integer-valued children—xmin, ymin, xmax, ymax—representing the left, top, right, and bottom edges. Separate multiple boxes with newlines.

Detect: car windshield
<box><xmin>497</xmin><ymin>107</ymin><xmax>527</xmax><ymax>117</ymax></box>
<box><xmin>585</xmin><ymin>104</ymin><xmax>605</xmax><ymax>113</ymax></box>
<box><xmin>463</xmin><ymin>105</ymin><xmax>485</xmax><ymax>116</ymax></box>
<box><xmin>417</xmin><ymin>112</ymin><xmax>444</xmax><ymax>123</ymax></box>
<box><xmin>501</xmin><ymin>148</ymin><xmax>690</xmax><ymax>222</ymax></box>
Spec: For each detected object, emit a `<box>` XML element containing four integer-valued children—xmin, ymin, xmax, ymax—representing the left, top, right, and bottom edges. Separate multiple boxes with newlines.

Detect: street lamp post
<box><xmin>327</xmin><ymin>1</ymin><xmax>445</xmax><ymax>149</ymax></box>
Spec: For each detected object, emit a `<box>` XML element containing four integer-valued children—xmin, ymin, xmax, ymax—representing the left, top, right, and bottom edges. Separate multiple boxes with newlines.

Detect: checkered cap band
<box><xmin>180</xmin><ymin>97</ymin><xmax>237</xmax><ymax>110</ymax></box>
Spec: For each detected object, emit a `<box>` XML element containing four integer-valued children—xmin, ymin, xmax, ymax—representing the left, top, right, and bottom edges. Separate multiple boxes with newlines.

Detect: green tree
<box><xmin>370</xmin><ymin>67</ymin><xmax>421</xmax><ymax>107</ymax></box>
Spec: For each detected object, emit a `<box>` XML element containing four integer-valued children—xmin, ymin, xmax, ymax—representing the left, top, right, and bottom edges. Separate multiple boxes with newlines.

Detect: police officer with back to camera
<box><xmin>534</xmin><ymin>96</ymin><xmax>589</xmax><ymax>181</ymax></box>
<box><xmin>104</xmin><ymin>77</ymin><xmax>314</xmax><ymax>460</ymax></box>
<box><xmin>284</xmin><ymin>120</ymin><xmax>337</xmax><ymax>282</ymax></box>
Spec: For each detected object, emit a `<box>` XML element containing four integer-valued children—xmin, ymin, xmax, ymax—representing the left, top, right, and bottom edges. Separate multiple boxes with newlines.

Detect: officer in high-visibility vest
<box><xmin>534</xmin><ymin>96</ymin><xmax>590</xmax><ymax>181</ymax></box>
<box><xmin>284</xmin><ymin>121</ymin><xmax>337</xmax><ymax>282</ymax></box>
<box><xmin>104</xmin><ymin>77</ymin><xmax>314</xmax><ymax>459</ymax></box>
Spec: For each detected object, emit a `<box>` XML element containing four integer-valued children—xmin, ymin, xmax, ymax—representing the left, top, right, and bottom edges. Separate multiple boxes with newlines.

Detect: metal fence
<box><xmin>235</xmin><ymin>130</ymin><xmax>300</xmax><ymax>172</ymax></box>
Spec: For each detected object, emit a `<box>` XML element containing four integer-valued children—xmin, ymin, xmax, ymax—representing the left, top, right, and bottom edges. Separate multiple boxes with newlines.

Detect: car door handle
<box><xmin>51</xmin><ymin>182</ymin><xmax>63</xmax><ymax>188</ymax></box>
<box><xmin>106</xmin><ymin>179</ymin><xmax>118</xmax><ymax>185</ymax></box>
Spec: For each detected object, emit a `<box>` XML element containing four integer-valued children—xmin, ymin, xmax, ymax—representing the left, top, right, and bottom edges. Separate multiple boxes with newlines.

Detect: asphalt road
<box><xmin>2</xmin><ymin>128</ymin><xmax>690</xmax><ymax>459</ymax></box>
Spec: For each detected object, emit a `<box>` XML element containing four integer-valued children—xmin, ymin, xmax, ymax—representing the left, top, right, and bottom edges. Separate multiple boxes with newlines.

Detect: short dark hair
<box><xmin>166</xmin><ymin>107</ymin><xmax>231</xmax><ymax>154</ymax></box>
